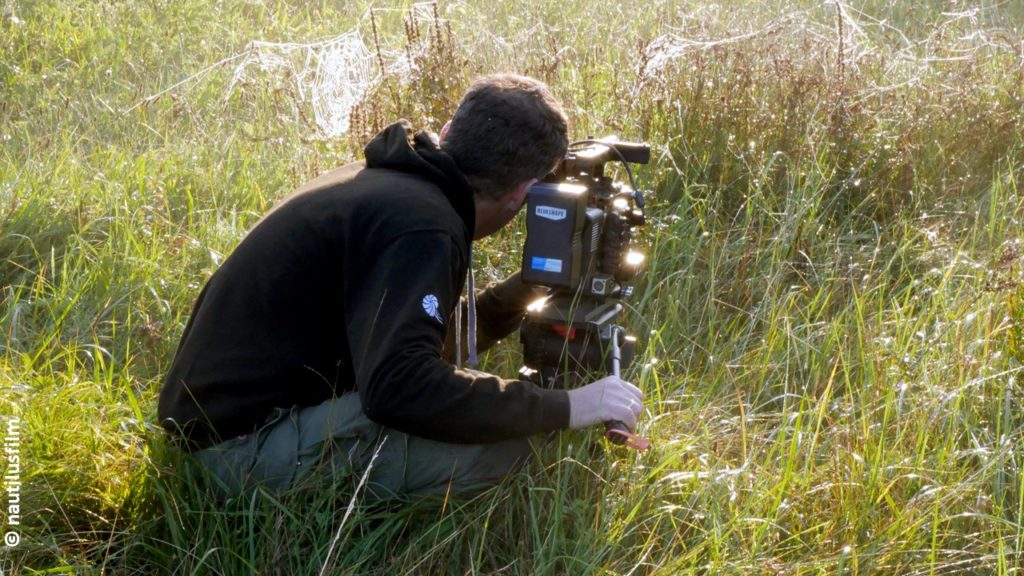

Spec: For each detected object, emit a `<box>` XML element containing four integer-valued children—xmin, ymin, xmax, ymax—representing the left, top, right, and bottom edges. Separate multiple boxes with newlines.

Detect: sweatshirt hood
<box><xmin>364</xmin><ymin>120</ymin><xmax>476</xmax><ymax>240</ymax></box>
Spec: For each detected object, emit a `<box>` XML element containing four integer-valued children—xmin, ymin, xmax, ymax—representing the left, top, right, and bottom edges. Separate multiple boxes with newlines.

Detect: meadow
<box><xmin>2</xmin><ymin>0</ymin><xmax>1024</xmax><ymax>573</ymax></box>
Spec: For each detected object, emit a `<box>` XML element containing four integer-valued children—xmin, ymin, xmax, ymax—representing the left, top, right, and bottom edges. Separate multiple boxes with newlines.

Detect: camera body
<box><xmin>519</xmin><ymin>139</ymin><xmax>650</xmax><ymax>387</ymax></box>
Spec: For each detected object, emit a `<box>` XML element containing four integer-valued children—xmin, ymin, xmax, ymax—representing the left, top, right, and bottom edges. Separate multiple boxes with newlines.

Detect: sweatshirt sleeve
<box><xmin>345</xmin><ymin>230</ymin><xmax>570</xmax><ymax>443</ymax></box>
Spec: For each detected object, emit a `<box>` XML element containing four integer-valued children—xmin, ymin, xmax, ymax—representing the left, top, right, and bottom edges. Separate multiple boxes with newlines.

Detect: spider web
<box><xmin>132</xmin><ymin>4</ymin><xmax>445</xmax><ymax>138</ymax></box>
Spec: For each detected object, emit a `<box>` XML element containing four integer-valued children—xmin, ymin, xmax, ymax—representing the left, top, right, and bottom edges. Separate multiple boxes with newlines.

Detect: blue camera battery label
<box><xmin>530</xmin><ymin>256</ymin><xmax>563</xmax><ymax>273</ymax></box>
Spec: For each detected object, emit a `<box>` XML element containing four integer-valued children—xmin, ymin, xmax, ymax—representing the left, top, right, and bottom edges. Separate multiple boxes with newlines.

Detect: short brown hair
<box><xmin>442</xmin><ymin>74</ymin><xmax>569</xmax><ymax>200</ymax></box>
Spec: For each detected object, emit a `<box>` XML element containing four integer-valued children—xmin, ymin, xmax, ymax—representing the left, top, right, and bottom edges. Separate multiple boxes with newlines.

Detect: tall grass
<box><xmin>2</xmin><ymin>0</ymin><xmax>1024</xmax><ymax>573</ymax></box>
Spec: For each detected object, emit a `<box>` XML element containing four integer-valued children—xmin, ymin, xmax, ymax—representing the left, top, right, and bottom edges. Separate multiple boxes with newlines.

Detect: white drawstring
<box><xmin>454</xmin><ymin>285</ymin><xmax>462</xmax><ymax>368</ymax></box>
<box><xmin>467</xmin><ymin>259</ymin><xmax>478</xmax><ymax>367</ymax></box>
<box><xmin>455</xmin><ymin>248</ymin><xmax>478</xmax><ymax>369</ymax></box>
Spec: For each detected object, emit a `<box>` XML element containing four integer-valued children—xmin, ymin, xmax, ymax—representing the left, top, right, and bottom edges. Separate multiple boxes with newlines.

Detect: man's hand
<box><xmin>566</xmin><ymin>375</ymin><xmax>644</xmax><ymax>431</ymax></box>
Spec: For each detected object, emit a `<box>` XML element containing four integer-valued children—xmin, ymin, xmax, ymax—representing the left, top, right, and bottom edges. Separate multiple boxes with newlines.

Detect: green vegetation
<box><xmin>3</xmin><ymin>0</ymin><xmax>1024</xmax><ymax>573</ymax></box>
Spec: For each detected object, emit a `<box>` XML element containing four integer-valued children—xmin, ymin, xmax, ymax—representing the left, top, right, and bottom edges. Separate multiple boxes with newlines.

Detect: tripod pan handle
<box><xmin>605</xmin><ymin>420</ymin><xmax>651</xmax><ymax>450</ymax></box>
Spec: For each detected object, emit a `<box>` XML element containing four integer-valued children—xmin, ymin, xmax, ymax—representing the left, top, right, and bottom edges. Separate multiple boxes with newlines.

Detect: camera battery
<box><xmin>521</xmin><ymin>182</ymin><xmax>588</xmax><ymax>289</ymax></box>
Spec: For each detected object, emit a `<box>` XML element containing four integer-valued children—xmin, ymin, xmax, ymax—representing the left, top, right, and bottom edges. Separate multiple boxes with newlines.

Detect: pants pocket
<box><xmin>193</xmin><ymin>434</ymin><xmax>257</xmax><ymax>495</ymax></box>
<box><xmin>194</xmin><ymin>407</ymin><xmax>298</xmax><ymax>495</ymax></box>
<box><xmin>247</xmin><ymin>407</ymin><xmax>301</xmax><ymax>492</ymax></box>
<box><xmin>293</xmin><ymin>393</ymin><xmax>381</xmax><ymax>489</ymax></box>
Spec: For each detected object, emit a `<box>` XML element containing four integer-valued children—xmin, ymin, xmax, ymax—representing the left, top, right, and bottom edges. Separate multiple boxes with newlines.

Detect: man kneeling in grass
<box><xmin>158</xmin><ymin>73</ymin><xmax>644</xmax><ymax>499</ymax></box>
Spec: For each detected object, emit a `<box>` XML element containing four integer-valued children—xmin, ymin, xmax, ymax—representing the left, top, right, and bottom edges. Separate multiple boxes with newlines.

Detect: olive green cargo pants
<box><xmin>193</xmin><ymin>392</ymin><xmax>534</xmax><ymax>500</ymax></box>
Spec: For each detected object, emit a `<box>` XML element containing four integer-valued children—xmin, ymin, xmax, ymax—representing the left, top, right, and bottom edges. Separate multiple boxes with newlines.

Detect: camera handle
<box><xmin>605</xmin><ymin>326</ymin><xmax>651</xmax><ymax>450</ymax></box>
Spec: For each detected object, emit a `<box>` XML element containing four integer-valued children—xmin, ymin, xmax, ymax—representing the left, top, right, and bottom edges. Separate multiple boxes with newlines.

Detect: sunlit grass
<box><xmin>3</xmin><ymin>0</ymin><xmax>1024</xmax><ymax>573</ymax></box>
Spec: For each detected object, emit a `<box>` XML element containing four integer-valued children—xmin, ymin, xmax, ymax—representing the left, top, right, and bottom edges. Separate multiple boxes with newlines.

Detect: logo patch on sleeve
<box><xmin>422</xmin><ymin>294</ymin><xmax>444</xmax><ymax>324</ymax></box>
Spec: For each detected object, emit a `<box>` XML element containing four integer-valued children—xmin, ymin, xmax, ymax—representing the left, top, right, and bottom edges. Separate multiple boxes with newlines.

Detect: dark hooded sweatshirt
<box><xmin>158</xmin><ymin>121</ymin><xmax>570</xmax><ymax>450</ymax></box>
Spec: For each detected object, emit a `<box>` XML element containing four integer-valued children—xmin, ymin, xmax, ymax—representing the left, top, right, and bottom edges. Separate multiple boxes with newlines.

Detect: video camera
<box><xmin>518</xmin><ymin>137</ymin><xmax>650</xmax><ymax>395</ymax></box>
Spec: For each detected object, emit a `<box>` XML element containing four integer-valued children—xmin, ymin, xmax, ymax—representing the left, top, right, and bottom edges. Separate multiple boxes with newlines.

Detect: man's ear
<box><xmin>508</xmin><ymin>178</ymin><xmax>536</xmax><ymax>210</ymax></box>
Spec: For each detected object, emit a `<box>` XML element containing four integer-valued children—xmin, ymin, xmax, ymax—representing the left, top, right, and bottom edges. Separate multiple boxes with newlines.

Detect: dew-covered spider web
<box><xmin>132</xmin><ymin>3</ymin><xmax>448</xmax><ymax>138</ymax></box>
<box><xmin>226</xmin><ymin>31</ymin><xmax>381</xmax><ymax>138</ymax></box>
